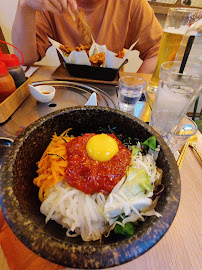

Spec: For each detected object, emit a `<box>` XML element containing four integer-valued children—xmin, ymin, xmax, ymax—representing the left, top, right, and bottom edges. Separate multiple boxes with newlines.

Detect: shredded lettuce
<box><xmin>131</xmin><ymin>145</ymin><xmax>141</xmax><ymax>156</ymax></box>
<box><xmin>104</xmin><ymin>135</ymin><xmax>162</xmax><ymax>238</ymax></box>
<box><xmin>120</xmin><ymin>167</ymin><xmax>152</xmax><ymax>199</ymax></box>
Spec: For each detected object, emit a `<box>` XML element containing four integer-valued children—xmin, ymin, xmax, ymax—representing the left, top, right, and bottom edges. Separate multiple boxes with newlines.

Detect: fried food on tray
<box><xmin>59</xmin><ymin>44</ymin><xmax>91</xmax><ymax>56</ymax></box>
<box><xmin>115</xmin><ymin>51</ymin><xmax>125</xmax><ymax>59</ymax></box>
<box><xmin>89</xmin><ymin>51</ymin><xmax>125</xmax><ymax>67</ymax></box>
<box><xmin>60</xmin><ymin>43</ymin><xmax>125</xmax><ymax>67</ymax></box>
<box><xmin>89</xmin><ymin>52</ymin><xmax>105</xmax><ymax>67</ymax></box>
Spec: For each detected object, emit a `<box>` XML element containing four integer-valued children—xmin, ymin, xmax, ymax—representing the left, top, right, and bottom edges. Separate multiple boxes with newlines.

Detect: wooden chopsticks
<box><xmin>177</xmin><ymin>141</ymin><xmax>189</xmax><ymax>170</ymax></box>
<box><xmin>68</xmin><ymin>6</ymin><xmax>94</xmax><ymax>44</ymax></box>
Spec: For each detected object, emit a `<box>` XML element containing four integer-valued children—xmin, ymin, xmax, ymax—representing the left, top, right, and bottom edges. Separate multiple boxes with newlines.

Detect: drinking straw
<box><xmin>172</xmin><ymin>35</ymin><xmax>196</xmax><ymax>134</ymax></box>
<box><xmin>179</xmin><ymin>35</ymin><xmax>195</xmax><ymax>74</ymax></box>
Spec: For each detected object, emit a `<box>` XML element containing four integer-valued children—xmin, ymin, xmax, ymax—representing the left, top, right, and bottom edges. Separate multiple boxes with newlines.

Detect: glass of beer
<box><xmin>147</xmin><ymin>7</ymin><xmax>202</xmax><ymax>93</ymax></box>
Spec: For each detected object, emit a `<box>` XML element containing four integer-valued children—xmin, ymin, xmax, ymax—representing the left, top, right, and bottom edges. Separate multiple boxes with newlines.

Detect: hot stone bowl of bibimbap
<box><xmin>0</xmin><ymin>106</ymin><xmax>180</xmax><ymax>269</ymax></box>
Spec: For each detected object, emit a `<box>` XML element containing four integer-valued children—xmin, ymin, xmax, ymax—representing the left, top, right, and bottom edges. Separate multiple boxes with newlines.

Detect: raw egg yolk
<box><xmin>86</xmin><ymin>134</ymin><xmax>119</xmax><ymax>162</ymax></box>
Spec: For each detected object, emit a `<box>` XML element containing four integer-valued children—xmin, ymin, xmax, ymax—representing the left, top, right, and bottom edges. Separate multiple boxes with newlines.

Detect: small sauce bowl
<box><xmin>29</xmin><ymin>85</ymin><xmax>55</xmax><ymax>103</ymax></box>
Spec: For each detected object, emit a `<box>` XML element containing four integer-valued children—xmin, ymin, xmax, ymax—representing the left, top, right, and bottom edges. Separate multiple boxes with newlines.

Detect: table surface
<box><xmin>0</xmin><ymin>66</ymin><xmax>201</xmax><ymax>270</ymax></box>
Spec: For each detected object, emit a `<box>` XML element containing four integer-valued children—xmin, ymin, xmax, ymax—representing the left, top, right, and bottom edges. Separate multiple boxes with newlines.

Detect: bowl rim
<box><xmin>0</xmin><ymin>106</ymin><xmax>181</xmax><ymax>269</ymax></box>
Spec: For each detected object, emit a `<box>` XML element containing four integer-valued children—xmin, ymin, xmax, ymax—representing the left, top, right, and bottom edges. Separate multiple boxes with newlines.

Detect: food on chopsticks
<box><xmin>76</xmin><ymin>8</ymin><xmax>93</xmax><ymax>44</ymax></box>
<box><xmin>34</xmin><ymin>130</ymin><xmax>163</xmax><ymax>242</ymax></box>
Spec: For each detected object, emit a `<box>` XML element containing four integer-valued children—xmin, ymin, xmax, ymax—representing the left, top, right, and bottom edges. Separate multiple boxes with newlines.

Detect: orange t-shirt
<box><xmin>36</xmin><ymin>0</ymin><xmax>163</xmax><ymax>61</ymax></box>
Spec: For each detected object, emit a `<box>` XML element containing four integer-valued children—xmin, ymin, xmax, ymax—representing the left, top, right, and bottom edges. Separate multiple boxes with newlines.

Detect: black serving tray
<box><xmin>64</xmin><ymin>63</ymin><xmax>119</xmax><ymax>81</ymax></box>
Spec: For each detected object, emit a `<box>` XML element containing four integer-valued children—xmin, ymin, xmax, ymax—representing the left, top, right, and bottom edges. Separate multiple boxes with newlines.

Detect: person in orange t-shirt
<box><xmin>12</xmin><ymin>0</ymin><xmax>163</xmax><ymax>73</ymax></box>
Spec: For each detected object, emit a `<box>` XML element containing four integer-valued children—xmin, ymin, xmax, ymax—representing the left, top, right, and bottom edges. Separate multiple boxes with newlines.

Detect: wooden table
<box><xmin>0</xmin><ymin>66</ymin><xmax>201</xmax><ymax>270</ymax></box>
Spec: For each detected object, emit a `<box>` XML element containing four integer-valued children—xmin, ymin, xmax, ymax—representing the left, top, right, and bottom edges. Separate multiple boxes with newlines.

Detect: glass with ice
<box><xmin>150</xmin><ymin>111</ymin><xmax>198</xmax><ymax>153</ymax></box>
<box><xmin>118</xmin><ymin>76</ymin><xmax>146</xmax><ymax>112</ymax></box>
<box><xmin>147</xmin><ymin>7</ymin><xmax>202</xmax><ymax>93</ymax></box>
<box><xmin>150</xmin><ymin>61</ymin><xmax>202</xmax><ymax>133</ymax></box>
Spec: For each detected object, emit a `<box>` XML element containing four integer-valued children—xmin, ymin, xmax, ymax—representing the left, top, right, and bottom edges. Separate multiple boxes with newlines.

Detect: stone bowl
<box><xmin>0</xmin><ymin>107</ymin><xmax>180</xmax><ymax>269</ymax></box>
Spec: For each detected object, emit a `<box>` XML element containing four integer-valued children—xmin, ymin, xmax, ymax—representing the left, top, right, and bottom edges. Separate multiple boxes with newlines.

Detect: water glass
<box><xmin>118</xmin><ymin>76</ymin><xmax>146</xmax><ymax>112</ymax></box>
<box><xmin>147</xmin><ymin>7</ymin><xmax>202</xmax><ymax>93</ymax></box>
<box><xmin>151</xmin><ymin>61</ymin><xmax>202</xmax><ymax>131</ymax></box>
<box><xmin>150</xmin><ymin>111</ymin><xmax>198</xmax><ymax>153</ymax></box>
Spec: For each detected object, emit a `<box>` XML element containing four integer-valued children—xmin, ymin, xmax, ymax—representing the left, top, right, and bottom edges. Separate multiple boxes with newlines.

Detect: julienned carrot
<box><xmin>33</xmin><ymin>129</ymin><xmax>74</xmax><ymax>202</ymax></box>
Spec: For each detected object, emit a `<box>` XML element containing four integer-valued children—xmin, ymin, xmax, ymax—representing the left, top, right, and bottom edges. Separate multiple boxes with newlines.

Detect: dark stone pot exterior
<box><xmin>0</xmin><ymin>107</ymin><xmax>180</xmax><ymax>269</ymax></box>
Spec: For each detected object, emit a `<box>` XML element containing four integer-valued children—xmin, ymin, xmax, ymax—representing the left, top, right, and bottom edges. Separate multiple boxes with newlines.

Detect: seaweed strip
<box><xmin>47</xmin><ymin>153</ymin><xmax>65</xmax><ymax>161</ymax></box>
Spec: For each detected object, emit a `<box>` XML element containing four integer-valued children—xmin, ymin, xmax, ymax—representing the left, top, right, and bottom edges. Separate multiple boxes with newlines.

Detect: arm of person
<box><xmin>12</xmin><ymin>0</ymin><xmax>77</xmax><ymax>66</ymax></box>
<box><xmin>12</xmin><ymin>1</ymin><xmax>38</xmax><ymax>66</ymax></box>
<box><xmin>137</xmin><ymin>55</ymin><xmax>158</xmax><ymax>74</ymax></box>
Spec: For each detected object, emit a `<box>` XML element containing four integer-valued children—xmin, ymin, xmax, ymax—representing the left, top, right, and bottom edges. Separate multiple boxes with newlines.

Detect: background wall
<box><xmin>0</xmin><ymin>0</ymin><xmax>60</xmax><ymax>66</ymax></box>
<box><xmin>1</xmin><ymin>0</ymin><xmax>17</xmax><ymax>51</ymax></box>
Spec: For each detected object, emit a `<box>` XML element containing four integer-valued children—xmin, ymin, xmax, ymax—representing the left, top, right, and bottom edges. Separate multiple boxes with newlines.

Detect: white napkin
<box><xmin>25</xmin><ymin>66</ymin><xmax>39</xmax><ymax>77</ymax></box>
<box><xmin>21</xmin><ymin>66</ymin><xmax>39</xmax><ymax>77</ymax></box>
<box><xmin>106</xmin><ymin>39</ymin><xmax>139</xmax><ymax>69</ymax></box>
<box><xmin>49</xmin><ymin>38</ymin><xmax>91</xmax><ymax>65</ymax></box>
<box><xmin>85</xmin><ymin>92</ymin><xmax>97</xmax><ymax>106</ymax></box>
<box><xmin>21</xmin><ymin>65</ymin><xmax>27</xmax><ymax>71</ymax></box>
<box><xmin>49</xmin><ymin>37</ymin><xmax>139</xmax><ymax>69</ymax></box>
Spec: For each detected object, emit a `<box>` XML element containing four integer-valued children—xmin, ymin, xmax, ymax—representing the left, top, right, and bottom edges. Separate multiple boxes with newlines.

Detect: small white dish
<box><xmin>29</xmin><ymin>85</ymin><xmax>55</xmax><ymax>103</ymax></box>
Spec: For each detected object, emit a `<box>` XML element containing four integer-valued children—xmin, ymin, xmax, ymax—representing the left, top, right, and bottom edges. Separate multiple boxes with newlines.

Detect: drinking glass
<box><xmin>150</xmin><ymin>61</ymin><xmax>202</xmax><ymax>132</ymax></box>
<box><xmin>150</xmin><ymin>111</ymin><xmax>198</xmax><ymax>153</ymax></box>
<box><xmin>147</xmin><ymin>7</ymin><xmax>202</xmax><ymax>93</ymax></box>
<box><xmin>118</xmin><ymin>76</ymin><xmax>146</xmax><ymax>112</ymax></box>
<box><xmin>175</xmin><ymin>18</ymin><xmax>202</xmax><ymax>67</ymax></box>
